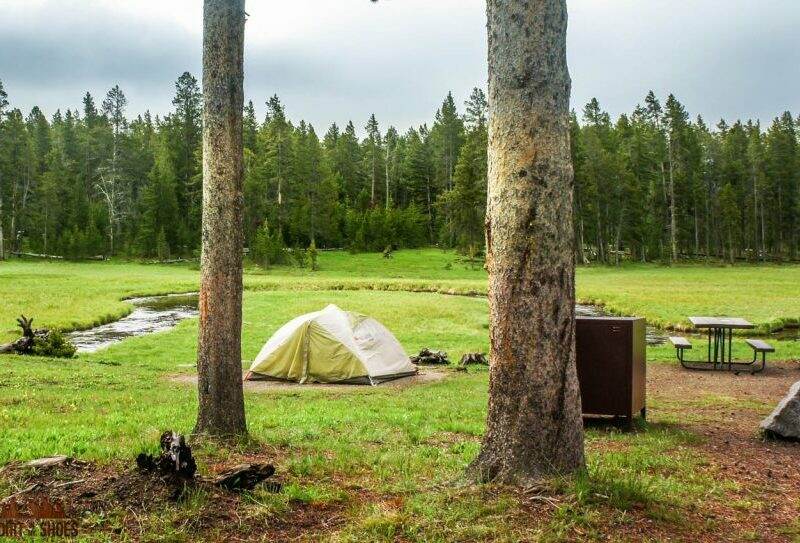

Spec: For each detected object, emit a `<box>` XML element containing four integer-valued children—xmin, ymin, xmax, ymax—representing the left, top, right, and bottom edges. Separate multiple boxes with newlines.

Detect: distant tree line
<box><xmin>0</xmin><ymin>74</ymin><xmax>797</xmax><ymax>263</ymax></box>
<box><xmin>573</xmin><ymin>94</ymin><xmax>799</xmax><ymax>264</ymax></box>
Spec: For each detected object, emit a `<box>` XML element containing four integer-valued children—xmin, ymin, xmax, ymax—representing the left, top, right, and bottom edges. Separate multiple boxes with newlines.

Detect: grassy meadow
<box><xmin>1</xmin><ymin>250</ymin><xmax>799</xmax><ymax>541</ymax></box>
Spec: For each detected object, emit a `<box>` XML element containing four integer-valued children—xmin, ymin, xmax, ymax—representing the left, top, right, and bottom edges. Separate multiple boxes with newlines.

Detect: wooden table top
<box><xmin>689</xmin><ymin>316</ymin><xmax>754</xmax><ymax>329</ymax></box>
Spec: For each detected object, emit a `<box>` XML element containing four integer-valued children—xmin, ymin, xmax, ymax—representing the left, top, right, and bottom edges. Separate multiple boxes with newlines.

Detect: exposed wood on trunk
<box><xmin>194</xmin><ymin>0</ymin><xmax>247</xmax><ymax>437</ymax></box>
<box><xmin>469</xmin><ymin>0</ymin><xmax>585</xmax><ymax>485</ymax></box>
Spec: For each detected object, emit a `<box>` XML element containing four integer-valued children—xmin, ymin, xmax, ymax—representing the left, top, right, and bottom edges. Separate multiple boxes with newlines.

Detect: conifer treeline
<box><xmin>0</xmin><ymin>73</ymin><xmax>797</xmax><ymax>263</ymax></box>
<box><xmin>573</xmin><ymin>93</ymin><xmax>799</xmax><ymax>264</ymax></box>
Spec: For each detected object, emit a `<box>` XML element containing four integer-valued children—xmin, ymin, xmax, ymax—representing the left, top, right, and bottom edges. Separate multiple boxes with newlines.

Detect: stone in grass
<box><xmin>761</xmin><ymin>381</ymin><xmax>800</xmax><ymax>441</ymax></box>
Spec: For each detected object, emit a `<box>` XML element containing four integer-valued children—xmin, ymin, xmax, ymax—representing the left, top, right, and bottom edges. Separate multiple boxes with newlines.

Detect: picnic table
<box><xmin>669</xmin><ymin>317</ymin><xmax>774</xmax><ymax>374</ymax></box>
<box><xmin>689</xmin><ymin>317</ymin><xmax>753</xmax><ymax>367</ymax></box>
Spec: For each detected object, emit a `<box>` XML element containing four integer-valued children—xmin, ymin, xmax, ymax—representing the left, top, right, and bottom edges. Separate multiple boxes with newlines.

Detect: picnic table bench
<box><xmin>669</xmin><ymin>317</ymin><xmax>774</xmax><ymax>374</ymax></box>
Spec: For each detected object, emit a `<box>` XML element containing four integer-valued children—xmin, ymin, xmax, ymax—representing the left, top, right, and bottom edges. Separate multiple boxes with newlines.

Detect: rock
<box><xmin>26</xmin><ymin>456</ymin><xmax>71</xmax><ymax>468</ymax></box>
<box><xmin>761</xmin><ymin>381</ymin><xmax>800</xmax><ymax>440</ymax></box>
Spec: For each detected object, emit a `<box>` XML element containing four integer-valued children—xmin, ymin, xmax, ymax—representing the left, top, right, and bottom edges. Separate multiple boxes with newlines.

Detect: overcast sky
<box><xmin>1</xmin><ymin>1</ymin><xmax>798</xmax><ymax>132</ymax></box>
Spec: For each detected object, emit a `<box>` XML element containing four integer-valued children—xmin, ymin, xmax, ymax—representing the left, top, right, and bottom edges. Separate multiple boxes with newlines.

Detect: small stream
<box><xmin>68</xmin><ymin>293</ymin><xmax>199</xmax><ymax>353</ymax></box>
<box><xmin>66</xmin><ymin>293</ymin><xmax>668</xmax><ymax>354</ymax></box>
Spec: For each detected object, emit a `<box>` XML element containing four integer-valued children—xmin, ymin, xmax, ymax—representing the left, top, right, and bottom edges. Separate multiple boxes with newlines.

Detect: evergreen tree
<box><xmin>97</xmin><ymin>85</ymin><xmax>130</xmax><ymax>254</ymax></box>
<box><xmin>0</xmin><ymin>83</ymin><xmax>797</xmax><ymax>263</ymax></box>
<box><xmin>437</xmin><ymin>114</ymin><xmax>487</xmax><ymax>253</ymax></box>
<box><xmin>137</xmin><ymin>134</ymin><xmax>179</xmax><ymax>256</ymax></box>
<box><xmin>243</xmin><ymin>100</ymin><xmax>258</xmax><ymax>152</ymax></box>
<box><xmin>363</xmin><ymin>114</ymin><xmax>383</xmax><ymax>207</ymax></box>
<box><xmin>168</xmin><ymin>72</ymin><xmax>203</xmax><ymax>245</ymax></box>
<box><xmin>0</xmin><ymin>79</ymin><xmax>9</xmax><ymax>118</ymax></box>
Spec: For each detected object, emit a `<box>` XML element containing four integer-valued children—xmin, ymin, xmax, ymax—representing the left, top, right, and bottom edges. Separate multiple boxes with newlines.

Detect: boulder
<box><xmin>761</xmin><ymin>381</ymin><xmax>800</xmax><ymax>440</ymax></box>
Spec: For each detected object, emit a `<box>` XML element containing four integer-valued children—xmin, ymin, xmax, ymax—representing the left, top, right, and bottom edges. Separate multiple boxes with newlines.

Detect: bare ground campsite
<box><xmin>2</xmin><ymin>1</ymin><xmax>800</xmax><ymax>542</ymax></box>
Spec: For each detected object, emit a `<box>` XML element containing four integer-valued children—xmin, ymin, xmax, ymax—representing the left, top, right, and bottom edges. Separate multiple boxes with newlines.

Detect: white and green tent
<box><xmin>245</xmin><ymin>304</ymin><xmax>417</xmax><ymax>385</ymax></box>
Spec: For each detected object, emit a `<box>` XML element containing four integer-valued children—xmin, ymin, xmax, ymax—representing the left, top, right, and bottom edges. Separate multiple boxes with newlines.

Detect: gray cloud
<box><xmin>0</xmin><ymin>0</ymin><xmax>797</xmax><ymax>132</ymax></box>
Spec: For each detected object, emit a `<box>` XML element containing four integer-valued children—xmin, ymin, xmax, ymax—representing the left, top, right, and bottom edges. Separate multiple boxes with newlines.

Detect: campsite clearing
<box><xmin>1</xmin><ymin>252</ymin><xmax>800</xmax><ymax>541</ymax></box>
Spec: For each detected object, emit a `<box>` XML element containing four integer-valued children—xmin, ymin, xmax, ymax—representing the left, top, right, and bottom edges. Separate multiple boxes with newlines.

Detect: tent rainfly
<box><xmin>244</xmin><ymin>304</ymin><xmax>417</xmax><ymax>385</ymax></box>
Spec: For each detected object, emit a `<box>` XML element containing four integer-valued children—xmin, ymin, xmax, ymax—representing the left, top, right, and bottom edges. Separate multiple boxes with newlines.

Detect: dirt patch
<box><xmin>649</xmin><ymin>361</ymin><xmax>800</xmax><ymax>407</ymax></box>
<box><xmin>169</xmin><ymin>369</ymin><xmax>447</xmax><ymax>392</ymax></box>
<box><xmin>647</xmin><ymin>362</ymin><xmax>800</xmax><ymax>542</ymax></box>
<box><xmin>0</xmin><ymin>454</ymin><xmax>345</xmax><ymax>542</ymax></box>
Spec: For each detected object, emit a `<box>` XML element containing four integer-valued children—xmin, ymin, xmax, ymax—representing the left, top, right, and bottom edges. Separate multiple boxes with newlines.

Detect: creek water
<box><xmin>66</xmin><ymin>293</ymin><xmax>668</xmax><ymax>354</ymax></box>
<box><xmin>68</xmin><ymin>293</ymin><xmax>199</xmax><ymax>353</ymax></box>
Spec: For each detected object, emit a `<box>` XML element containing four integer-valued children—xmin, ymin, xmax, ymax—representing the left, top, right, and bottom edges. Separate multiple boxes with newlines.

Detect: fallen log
<box><xmin>207</xmin><ymin>463</ymin><xmax>280</xmax><ymax>492</ymax></box>
<box><xmin>1</xmin><ymin>315</ymin><xmax>38</xmax><ymax>354</ymax></box>
<box><xmin>158</xmin><ymin>258</ymin><xmax>194</xmax><ymax>264</ymax></box>
<box><xmin>10</xmin><ymin>251</ymin><xmax>64</xmax><ymax>260</ymax></box>
<box><xmin>0</xmin><ymin>315</ymin><xmax>76</xmax><ymax>358</ymax></box>
<box><xmin>26</xmin><ymin>456</ymin><xmax>73</xmax><ymax>469</ymax></box>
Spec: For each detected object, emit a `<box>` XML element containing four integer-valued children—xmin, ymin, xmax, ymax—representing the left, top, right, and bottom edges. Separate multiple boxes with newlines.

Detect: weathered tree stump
<box><xmin>136</xmin><ymin>431</ymin><xmax>280</xmax><ymax>498</ymax></box>
<box><xmin>459</xmin><ymin>353</ymin><xmax>489</xmax><ymax>366</ymax></box>
<box><xmin>136</xmin><ymin>431</ymin><xmax>198</xmax><ymax>481</ymax></box>
<box><xmin>410</xmin><ymin>348</ymin><xmax>450</xmax><ymax>365</ymax></box>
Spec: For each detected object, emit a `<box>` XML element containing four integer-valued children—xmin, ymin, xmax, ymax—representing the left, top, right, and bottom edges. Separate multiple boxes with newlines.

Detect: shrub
<box><xmin>293</xmin><ymin>247</ymin><xmax>309</xmax><ymax>268</ymax></box>
<box><xmin>251</xmin><ymin>221</ymin><xmax>288</xmax><ymax>268</ymax></box>
<box><xmin>32</xmin><ymin>330</ymin><xmax>77</xmax><ymax>358</ymax></box>
<box><xmin>308</xmin><ymin>239</ymin><xmax>318</xmax><ymax>271</ymax></box>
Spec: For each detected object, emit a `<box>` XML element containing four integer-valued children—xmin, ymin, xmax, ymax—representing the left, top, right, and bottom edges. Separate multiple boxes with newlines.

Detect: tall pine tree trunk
<box><xmin>195</xmin><ymin>0</ymin><xmax>247</xmax><ymax>437</ymax></box>
<box><xmin>752</xmin><ymin>167</ymin><xmax>759</xmax><ymax>260</ymax></box>
<box><xmin>760</xmin><ymin>200</ymin><xmax>766</xmax><ymax>263</ymax></box>
<box><xmin>385</xmin><ymin>144</ymin><xmax>391</xmax><ymax>210</ymax></box>
<box><xmin>668</xmin><ymin>143</ymin><xmax>678</xmax><ymax>262</ymax></box>
<box><xmin>371</xmin><ymin>150</ymin><xmax>376</xmax><ymax>206</ymax></box>
<box><xmin>469</xmin><ymin>0</ymin><xmax>584</xmax><ymax>484</ymax></box>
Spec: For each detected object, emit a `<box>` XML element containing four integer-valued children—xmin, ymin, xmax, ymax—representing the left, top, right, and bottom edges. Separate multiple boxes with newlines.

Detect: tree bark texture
<box><xmin>470</xmin><ymin>0</ymin><xmax>585</xmax><ymax>484</ymax></box>
<box><xmin>195</xmin><ymin>0</ymin><xmax>247</xmax><ymax>436</ymax></box>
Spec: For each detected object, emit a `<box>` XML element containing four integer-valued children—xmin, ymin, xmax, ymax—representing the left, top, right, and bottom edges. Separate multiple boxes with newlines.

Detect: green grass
<box><xmin>1</xmin><ymin>251</ymin><xmax>798</xmax><ymax>541</ymax></box>
<box><xmin>577</xmin><ymin>263</ymin><xmax>800</xmax><ymax>332</ymax></box>
<box><xmin>4</xmin><ymin>251</ymin><xmax>800</xmax><ymax>342</ymax></box>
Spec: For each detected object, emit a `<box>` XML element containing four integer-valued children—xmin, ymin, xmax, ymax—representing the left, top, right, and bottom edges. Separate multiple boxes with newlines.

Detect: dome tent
<box><xmin>245</xmin><ymin>304</ymin><xmax>417</xmax><ymax>385</ymax></box>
